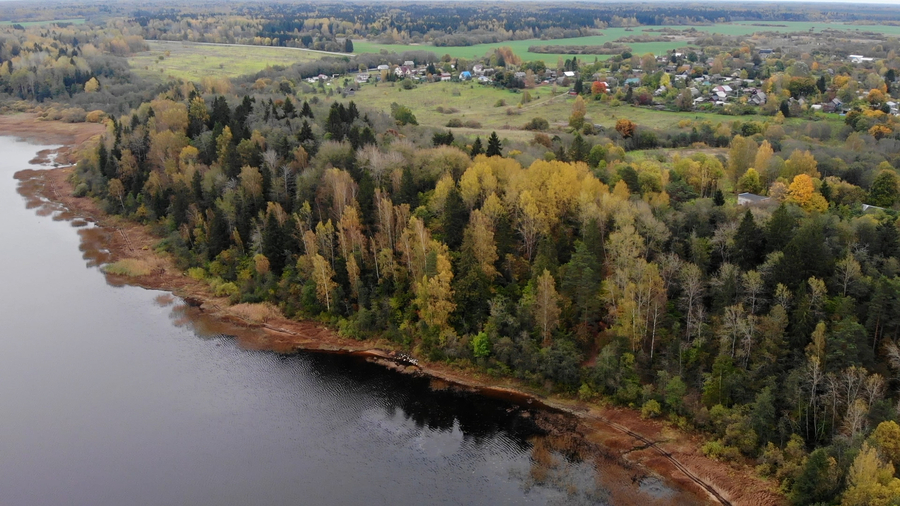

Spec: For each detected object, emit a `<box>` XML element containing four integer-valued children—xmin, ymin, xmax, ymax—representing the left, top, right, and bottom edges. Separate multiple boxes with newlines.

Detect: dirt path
<box><xmin>7</xmin><ymin>116</ymin><xmax>784</xmax><ymax>506</ymax></box>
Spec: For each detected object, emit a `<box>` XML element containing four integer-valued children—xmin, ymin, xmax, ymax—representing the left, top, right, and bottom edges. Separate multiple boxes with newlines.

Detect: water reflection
<box><xmin>162</xmin><ymin>293</ymin><xmax>542</xmax><ymax>446</ymax></box>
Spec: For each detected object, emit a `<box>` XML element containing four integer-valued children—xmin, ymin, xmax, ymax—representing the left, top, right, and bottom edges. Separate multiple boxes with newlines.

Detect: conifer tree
<box><xmin>300</xmin><ymin>100</ymin><xmax>313</xmax><ymax>118</ymax></box>
<box><xmin>486</xmin><ymin>132</ymin><xmax>502</xmax><ymax>157</ymax></box>
<box><xmin>470</xmin><ymin>137</ymin><xmax>483</xmax><ymax>157</ymax></box>
<box><xmin>733</xmin><ymin>209</ymin><xmax>765</xmax><ymax>270</ymax></box>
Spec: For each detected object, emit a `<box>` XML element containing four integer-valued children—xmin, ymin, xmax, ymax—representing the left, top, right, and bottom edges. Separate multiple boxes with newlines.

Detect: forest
<box><xmin>7</xmin><ymin>1</ymin><xmax>900</xmax><ymax>504</ymax></box>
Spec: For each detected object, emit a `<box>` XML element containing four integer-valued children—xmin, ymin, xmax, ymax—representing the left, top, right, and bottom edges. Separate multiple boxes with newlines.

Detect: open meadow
<box><xmin>129</xmin><ymin>40</ymin><xmax>332</xmax><ymax>81</ymax></box>
<box><xmin>354</xmin><ymin>21</ymin><xmax>900</xmax><ymax>62</ymax></box>
<box><xmin>342</xmin><ymin>80</ymin><xmax>833</xmax><ymax>145</ymax></box>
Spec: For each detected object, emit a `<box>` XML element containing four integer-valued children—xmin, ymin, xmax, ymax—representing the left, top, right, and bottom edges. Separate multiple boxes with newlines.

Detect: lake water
<box><xmin>0</xmin><ymin>136</ymin><xmax>699</xmax><ymax>506</ymax></box>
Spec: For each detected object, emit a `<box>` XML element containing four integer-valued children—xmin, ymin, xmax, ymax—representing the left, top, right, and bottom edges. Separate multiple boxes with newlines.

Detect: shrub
<box><xmin>523</xmin><ymin>117</ymin><xmax>550</xmax><ymax>131</ymax></box>
<box><xmin>209</xmin><ymin>278</ymin><xmax>239</xmax><ymax>297</ymax></box>
<box><xmin>641</xmin><ymin>399</ymin><xmax>662</xmax><ymax>419</ymax></box>
<box><xmin>187</xmin><ymin>267</ymin><xmax>207</xmax><ymax>281</ymax></box>
<box><xmin>701</xmin><ymin>440</ymin><xmax>742</xmax><ymax>462</ymax></box>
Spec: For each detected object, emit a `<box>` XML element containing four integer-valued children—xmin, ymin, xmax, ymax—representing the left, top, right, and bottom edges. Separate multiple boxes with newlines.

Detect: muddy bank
<box><xmin>0</xmin><ymin>113</ymin><xmax>105</xmax><ymax>166</ymax></box>
<box><xmin>10</xmin><ymin>125</ymin><xmax>784</xmax><ymax>506</ymax></box>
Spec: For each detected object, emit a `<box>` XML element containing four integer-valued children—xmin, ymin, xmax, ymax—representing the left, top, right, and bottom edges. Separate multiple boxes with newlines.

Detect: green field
<box><xmin>353</xmin><ymin>21</ymin><xmax>900</xmax><ymax>63</ymax></box>
<box><xmin>341</xmin><ymin>80</ymin><xmax>796</xmax><ymax>143</ymax></box>
<box><xmin>0</xmin><ymin>18</ymin><xmax>85</xmax><ymax>26</ymax></box>
<box><xmin>129</xmin><ymin>40</ymin><xmax>329</xmax><ymax>82</ymax></box>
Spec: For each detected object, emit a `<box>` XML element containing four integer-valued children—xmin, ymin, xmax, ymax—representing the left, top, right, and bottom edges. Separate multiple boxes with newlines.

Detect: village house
<box><xmin>394</xmin><ymin>65</ymin><xmax>412</xmax><ymax>78</ymax></box>
<box><xmin>737</xmin><ymin>193</ymin><xmax>771</xmax><ymax>206</ymax></box>
<box><xmin>749</xmin><ymin>90</ymin><xmax>767</xmax><ymax>106</ymax></box>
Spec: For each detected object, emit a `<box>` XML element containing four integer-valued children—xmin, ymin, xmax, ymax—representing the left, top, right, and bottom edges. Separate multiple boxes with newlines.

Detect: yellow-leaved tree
<box><xmin>84</xmin><ymin>77</ymin><xmax>99</xmax><ymax>93</ymax></box>
<box><xmin>841</xmin><ymin>443</ymin><xmax>900</xmax><ymax>506</ymax></box>
<box><xmin>787</xmin><ymin>174</ymin><xmax>828</xmax><ymax>212</ymax></box>
<box><xmin>533</xmin><ymin>269</ymin><xmax>561</xmax><ymax>346</ymax></box>
<box><xmin>415</xmin><ymin>247</ymin><xmax>455</xmax><ymax>336</ymax></box>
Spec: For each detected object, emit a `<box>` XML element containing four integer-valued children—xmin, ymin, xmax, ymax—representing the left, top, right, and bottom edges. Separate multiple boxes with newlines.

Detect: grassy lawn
<box><xmin>129</xmin><ymin>40</ymin><xmax>329</xmax><ymax>82</ymax></box>
<box><xmin>354</xmin><ymin>21</ymin><xmax>900</xmax><ymax>63</ymax></box>
<box><xmin>0</xmin><ymin>18</ymin><xmax>85</xmax><ymax>26</ymax></box>
<box><xmin>342</xmin><ymin>80</ymin><xmax>787</xmax><ymax>144</ymax></box>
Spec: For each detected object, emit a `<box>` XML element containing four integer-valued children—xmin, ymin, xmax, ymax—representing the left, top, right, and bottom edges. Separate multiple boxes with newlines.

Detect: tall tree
<box><xmin>533</xmin><ymin>269</ymin><xmax>561</xmax><ymax>347</ymax></box>
<box><xmin>733</xmin><ymin>209</ymin><xmax>765</xmax><ymax>270</ymax></box>
<box><xmin>470</xmin><ymin>137</ymin><xmax>483</xmax><ymax>158</ymax></box>
<box><xmin>486</xmin><ymin>132</ymin><xmax>502</xmax><ymax>157</ymax></box>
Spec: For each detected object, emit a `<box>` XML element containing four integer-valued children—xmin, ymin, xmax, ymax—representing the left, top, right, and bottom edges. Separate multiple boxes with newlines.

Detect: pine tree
<box><xmin>470</xmin><ymin>137</ymin><xmax>483</xmax><ymax>157</ymax></box>
<box><xmin>441</xmin><ymin>187</ymin><xmax>468</xmax><ymax>250</ymax></box>
<box><xmin>733</xmin><ymin>209</ymin><xmax>765</xmax><ymax>270</ymax></box>
<box><xmin>569</xmin><ymin>133</ymin><xmax>590</xmax><ymax>162</ymax></box>
<box><xmin>486</xmin><ymin>131</ymin><xmax>502</xmax><ymax>157</ymax></box>
<box><xmin>780</xmin><ymin>99</ymin><xmax>791</xmax><ymax>118</ymax></box>
<box><xmin>344</xmin><ymin>38</ymin><xmax>354</xmax><ymax>53</ymax></box>
<box><xmin>262</xmin><ymin>211</ymin><xmax>285</xmax><ymax>275</ymax></box>
<box><xmin>300</xmin><ymin>101</ymin><xmax>313</xmax><ymax>118</ymax></box>
<box><xmin>208</xmin><ymin>208</ymin><xmax>230</xmax><ymax>259</ymax></box>
<box><xmin>713</xmin><ymin>189</ymin><xmax>725</xmax><ymax>206</ymax></box>
<box><xmin>398</xmin><ymin>167</ymin><xmax>418</xmax><ymax>207</ymax></box>
<box><xmin>816</xmin><ymin>75</ymin><xmax>827</xmax><ymax>94</ymax></box>
<box><xmin>282</xmin><ymin>97</ymin><xmax>296</xmax><ymax>118</ymax></box>
<box><xmin>766</xmin><ymin>203</ymin><xmax>796</xmax><ymax>253</ymax></box>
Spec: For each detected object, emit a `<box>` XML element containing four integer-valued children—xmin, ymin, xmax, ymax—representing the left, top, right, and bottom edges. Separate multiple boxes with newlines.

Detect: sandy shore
<box><xmin>5</xmin><ymin>116</ymin><xmax>784</xmax><ymax>506</ymax></box>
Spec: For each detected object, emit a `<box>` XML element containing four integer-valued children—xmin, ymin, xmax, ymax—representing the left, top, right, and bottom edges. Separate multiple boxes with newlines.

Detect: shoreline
<box><xmin>4</xmin><ymin>117</ymin><xmax>784</xmax><ymax>506</ymax></box>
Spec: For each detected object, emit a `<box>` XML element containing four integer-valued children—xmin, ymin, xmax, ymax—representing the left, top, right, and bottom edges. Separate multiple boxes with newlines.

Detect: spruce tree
<box><xmin>569</xmin><ymin>133</ymin><xmax>590</xmax><ymax>162</ymax></box>
<box><xmin>713</xmin><ymin>189</ymin><xmax>725</xmax><ymax>206</ymax></box>
<box><xmin>766</xmin><ymin>203</ymin><xmax>796</xmax><ymax>253</ymax></box>
<box><xmin>780</xmin><ymin>100</ymin><xmax>791</xmax><ymax>118</ymax></box>
<box><xmin>300</xmin><ymin>101</ymin><xmax>313</xmax><ymax>118</ymax></box>
<box><xmin>441</xmin><ymin>187</ymin><xmax>468</xmax><ymax>251</ymax></box>
<box><xmin>262</xmin><ymin>211</ymin><xmax>285</xmax><ymax>275</ymax></box>
<box><xmin>486</xmin><ymin>131</ymin><xmax>502</xmax><ymax>157</ymax></box>
<box><xmin>282</xmin><ymin>97</ymin><xmax>296</xmax><ymax>118</ymax></box>
<box><xmin>470</xmin><ymin>137</ymin><xmax>483</xmax><ymax>157</ymax></box>
<box><xmin>733</xmin><ymin>209</ymin><xmax>765</xmax><ymax>270</ymax></box>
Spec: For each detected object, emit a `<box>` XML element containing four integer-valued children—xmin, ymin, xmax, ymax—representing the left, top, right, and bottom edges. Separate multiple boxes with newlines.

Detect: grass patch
<box><xmin>129</xmin><ymin>40</ymin><xmax>328</xmax><ymax>82</ymax></box>
<box><xmin>103</xmin><ymin>258</ymin><xmax>159</xmax><ymax>277</ymax></box>
<box><xmin>230</xmin><ymin>302</ymin><xmax>282</xmax><ymax>323</ymax></box>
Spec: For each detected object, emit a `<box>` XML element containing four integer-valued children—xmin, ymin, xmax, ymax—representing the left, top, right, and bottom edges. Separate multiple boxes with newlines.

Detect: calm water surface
<box><xmin>0</xmin><ymin>137</ymin><xmax>698</xmax><ymax>506</ymax></box>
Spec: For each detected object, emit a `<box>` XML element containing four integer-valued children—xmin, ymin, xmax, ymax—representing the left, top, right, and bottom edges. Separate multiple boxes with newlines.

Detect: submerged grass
<box><xmin>102</xmin><ymin>258</ymin><xmax>159</xmax><ymax>277</ymax></box>
<box><xmin>230</xmin><ymin>303</ymin><xmax>282</xmax><ymax>323</ymax></box>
